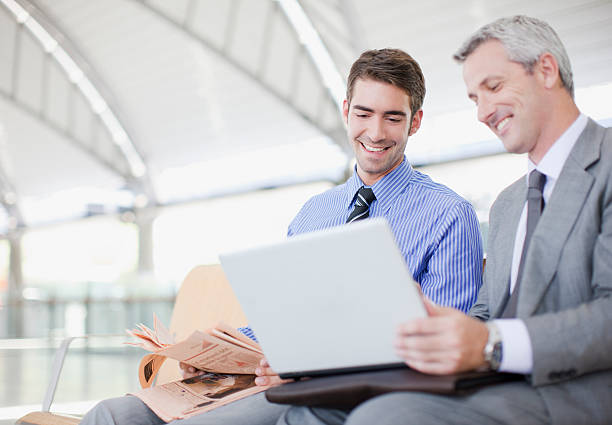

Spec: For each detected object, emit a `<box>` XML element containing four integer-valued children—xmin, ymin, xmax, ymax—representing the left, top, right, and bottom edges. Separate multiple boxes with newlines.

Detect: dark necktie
<box><xmin>346</xmin><ymin>186</ymin><xmax>376</xmax><ymax>223</ymax></box>
<box><xmin>502</xmin><ymin>169</ymin><xmax>547</xmax><ymax>318</ymax></box>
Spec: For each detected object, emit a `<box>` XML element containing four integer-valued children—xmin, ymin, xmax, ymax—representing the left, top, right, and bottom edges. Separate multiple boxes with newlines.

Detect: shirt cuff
<box><xmin>494</xmin><ymin>319</ymin><xmax>533</xmax><ymax>374</ymax></box>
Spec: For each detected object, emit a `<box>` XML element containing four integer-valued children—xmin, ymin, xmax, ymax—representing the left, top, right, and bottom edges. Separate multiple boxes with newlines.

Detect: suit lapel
<box><xmin>490</xmin><ymin>182</ymin><xmax>526</xmax><ymax>317</ymax></box>
<box><xmin>517</xmin><ymin>119</ymin><xmax>602</xmax><ymax>316</ymax></box>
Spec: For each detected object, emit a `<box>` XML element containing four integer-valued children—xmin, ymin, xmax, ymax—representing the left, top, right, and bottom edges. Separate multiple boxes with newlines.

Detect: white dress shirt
<box><xmin>495</xmin><ymin>113</ymin><xmax>587</xmax><ymax>374</ymax></box>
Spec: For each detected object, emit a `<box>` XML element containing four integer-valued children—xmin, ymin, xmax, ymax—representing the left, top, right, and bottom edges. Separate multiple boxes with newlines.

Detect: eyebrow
<box><xmin>352</xmin><ymin>105</ymin><xmax>407</xmax><ymax>117</ymax></box>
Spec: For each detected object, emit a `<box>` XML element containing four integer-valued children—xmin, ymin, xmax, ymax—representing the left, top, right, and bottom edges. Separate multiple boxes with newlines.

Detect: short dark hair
<box><xmin>346</xmin><ymin>49</ymin><xmax>426</xmax><ymax>118</ymax></box>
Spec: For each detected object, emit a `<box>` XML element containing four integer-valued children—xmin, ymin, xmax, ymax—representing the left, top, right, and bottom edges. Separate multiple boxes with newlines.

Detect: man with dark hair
<box><xmin>287</xmin><ymin>48</ymin><xmax>481</xmax><ymax>313</ymax></box>
<box><xmin>81</xmin><ymin>48</ymin><xmax>483</xmax><ymax>425</ymax></box>
<box><xmin>276</xmin><ymin>15</ymin><xmax>612</xmax><ymax>425</ymax></box>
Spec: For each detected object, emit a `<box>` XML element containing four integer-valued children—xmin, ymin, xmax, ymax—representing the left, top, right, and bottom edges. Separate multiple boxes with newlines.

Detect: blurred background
<box><xmin>1</xmin><ymin>0</ymin><xmax>611</xmax><ymax>421</ymax></box>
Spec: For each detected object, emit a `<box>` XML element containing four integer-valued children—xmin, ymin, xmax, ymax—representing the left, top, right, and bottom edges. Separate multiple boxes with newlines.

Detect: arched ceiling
<box><xmin>0</xmin><ymin>0</ymin><xmax>611</xmax><ymax>234</ymax></box>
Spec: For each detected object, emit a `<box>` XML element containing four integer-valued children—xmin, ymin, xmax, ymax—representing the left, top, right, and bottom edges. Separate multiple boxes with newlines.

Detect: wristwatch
<box><xmin>483</xmin><ymin>321</ymin><xmax>503</xmax><ymax>371</ymax></box>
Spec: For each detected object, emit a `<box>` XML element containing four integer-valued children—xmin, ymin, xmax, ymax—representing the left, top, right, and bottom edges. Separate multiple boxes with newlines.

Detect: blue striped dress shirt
<box><xmin>239</xmin><ymin>157</ymin><xmax>483</xmax><ymax>340</ymax></box>
<box><xmin>289</xmin><ymin>157</ymin><xmax>482</xmax><ymax>312</ymax></box>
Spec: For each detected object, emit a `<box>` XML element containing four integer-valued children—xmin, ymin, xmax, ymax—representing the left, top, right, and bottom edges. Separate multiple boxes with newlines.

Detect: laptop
<box><xmin>219</xmin><ymin>217</ymin><xmax>426</xmax><ymax>379</ymax></box>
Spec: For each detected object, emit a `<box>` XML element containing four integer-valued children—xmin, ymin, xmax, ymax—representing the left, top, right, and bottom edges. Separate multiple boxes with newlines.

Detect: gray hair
<box><xmin>453</xmin><ymin>15</ymin><xmax>574</xmax><ymax>98</ymax></box>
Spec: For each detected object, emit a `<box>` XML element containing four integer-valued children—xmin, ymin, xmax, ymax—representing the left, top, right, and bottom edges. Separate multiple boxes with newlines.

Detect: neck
<box><xmin>357</xmin><ymin>159</ymin><xmax>403</xmax><ymax>186</ymax></box>
<box><xmin>528</xmin><ymin>95</ymin><xmax>580</xmax><ymax>164</ymax></box>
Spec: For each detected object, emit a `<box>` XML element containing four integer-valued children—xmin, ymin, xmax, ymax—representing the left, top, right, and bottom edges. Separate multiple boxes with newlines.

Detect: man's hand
<box><xmin>254</xmin><ymin>358</ymin><xmax>283</xmax><ymax>386</ymax></box>
<box><xmin>179</xmin><ymin>362</ymin><xmax>204</xmax><ymax>379</ymax></box>
<box><xmin>394</xmin><ymin>299</ymin><xmax>489</xmax><ymax>374</ymax></box>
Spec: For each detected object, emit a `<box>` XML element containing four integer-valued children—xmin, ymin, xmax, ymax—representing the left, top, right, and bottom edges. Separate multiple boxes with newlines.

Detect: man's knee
<box><xmin>346</xmin><ymin>392</ymin><xmax>445</xmax><ymax>425</ymax></box>
<box><xmin>277</xmin><ymin>405</ymin><xmax>348</xmax><ymax>425</ymax></box>
<box><xmin>80</xmin><ymin>396</ymin><xmax>161</xmax><ymax>425</ymax></box>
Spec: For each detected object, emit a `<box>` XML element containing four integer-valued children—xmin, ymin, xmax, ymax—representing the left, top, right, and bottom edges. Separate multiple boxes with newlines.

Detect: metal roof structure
<box><xmin>0</xmin><ymin>0</ymin><xmax>611</xmax><ymax>234</ymax></box>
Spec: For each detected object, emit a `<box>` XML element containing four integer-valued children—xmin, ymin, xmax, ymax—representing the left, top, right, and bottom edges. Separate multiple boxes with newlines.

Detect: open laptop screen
<box><xmin>220</xmin><ymin>218</ymin><xmax>426</xmax><ymax>379</ymax></box>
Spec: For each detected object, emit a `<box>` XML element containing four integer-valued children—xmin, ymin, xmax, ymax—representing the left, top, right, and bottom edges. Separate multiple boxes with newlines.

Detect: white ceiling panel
<box><xmin>189</xmin><ymin>0</ymin><xmax>234</xmax><ymax>50</ymax></box>
<box><xmin>260</xmin><ymin>9</ymin><xmax>301</xmax><ymax>97</ymax></box>
<box><xmin>229</xmin><ymin>0</ymin><xmax>272</xmax><ymax>71</ymax></box>
<box><xmin>94</xmin><ymin>124</ymin><xmax>123</xmax><ymax>175</ymax></box>
<box><xmin>0</xmin><ymin>96</ymin><xmax>122</xmax><ymax>199</ymax></box>
<box><xmin>145</xmin><ymin>0</ymin><xmax>192</xmax><ymax>23</ymax></box>
<box><xmin>71</xmin><ymin>90</ymin><xmax>93</xmax><ymax>147</ymax></box>
<box><xmin>44</xmin><ymin>59</ymin><xmax>71</xmax><ymax>130</ymax></box>
<box><xmin>14</xmin><ymin>30</ymin><xmax>45</xmax><ymax>113</ymax></box>
<box><xmin>0</xmin><ymin>7</ymin><xmax>17</xmax><ymax>93</ymax></box>
<box><xmin>293</xmin><ymin>53</ymin><xmax>324</xmax><ymax>119</ymax></box>
<box><xmin>300</xmin><ymin>0</ymin><xmax>358</xmax><ymax>77</ymax></box>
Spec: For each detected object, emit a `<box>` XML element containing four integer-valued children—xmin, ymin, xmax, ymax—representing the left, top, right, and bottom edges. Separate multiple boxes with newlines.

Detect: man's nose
<box><xmin>477</xmin><ymin>97</ymin><xmax>495</xmax><ymax>124</ymax></box>
<box><xmin>367</xmin><ymin>117</ymin><xmax>385</xmax><ymax>141</ymax></box>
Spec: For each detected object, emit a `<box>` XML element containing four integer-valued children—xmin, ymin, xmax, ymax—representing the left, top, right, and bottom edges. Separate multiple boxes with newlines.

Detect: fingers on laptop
<box><xmin>255</xmin><ymin>357</ymin><xmax>286</xmax><ymax>386</ymax></box>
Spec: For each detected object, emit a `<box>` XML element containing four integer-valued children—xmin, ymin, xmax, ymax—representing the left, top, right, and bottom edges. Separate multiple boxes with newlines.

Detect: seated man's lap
<box><xmin>81</xmin><ymin>392</ymin><xmax>288</xmax><ymax>425</ymax></box>
<box><xmin>81</xmin><ymin>395</ymin><xmax>164</xmax><ymax>425</ymax></box>
<box><xmin>176</xmin><ymin>392</ymin><xmax>288</xmax><ymax>425</ymax></box>
<box><xmin>345</xmin><ymin>381</ymin><xmax>550</xmax><ymax>425</ymax></box>
<box><xmin>277</xmin><ymin>381</ymin><xmax>550</xmax><ymax>425</ymax></box>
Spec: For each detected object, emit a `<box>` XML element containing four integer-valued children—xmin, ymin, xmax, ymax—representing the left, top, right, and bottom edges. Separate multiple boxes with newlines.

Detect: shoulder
<box><xmin>595</xmin><ymin>123</ymin><xmax>612</xmax><ymax>166</ymax></box>
<box><xmin>587</xmin><ymin>123</ymin><xmax>612</xmax><ymax>200</ymax></box>
<box><xmin>490</xmin><ymin>175</ymin><xmax>524</xmax><ymax>217</ymax></box>
<box><xmin>572</xmin><ymin>119</ymin><xmax>612</xmax><ymax>170</ymax></box>
<box><xmin>297</xmin><ymin>184</ymin><xmax>347</xmax><ymax>212</ymax></box>
<box><xmin>406</xmin><ymin>169</ymin><xmax>477</xmax><ymax>214</ymax></box>
<box><xmin>288</xmin><ymin>183</ymin><xmax>347</xmax><ymax>232</ymax></box>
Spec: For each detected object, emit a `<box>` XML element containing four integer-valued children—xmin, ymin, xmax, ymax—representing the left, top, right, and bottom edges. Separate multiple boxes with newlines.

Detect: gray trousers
<box><xmin>80</xmin><ymin>392</ymin><xmax>288</xmax><ymax>425</ymax></box>
<box><xmin>277</xmin><ymin>381</ymin><xmax>552</xmax><ymax>425</ymax></box>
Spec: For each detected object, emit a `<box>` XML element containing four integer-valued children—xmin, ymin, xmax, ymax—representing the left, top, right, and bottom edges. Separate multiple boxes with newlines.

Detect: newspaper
<box><xmin>126</xmin><ymin>315</ymin><xmax>269</xmax><ymax>421</ymax></box>
<box><xmin>134</xmin><ymin>372</ymin><xmax>265</xmax><ymax>422</ymax></box>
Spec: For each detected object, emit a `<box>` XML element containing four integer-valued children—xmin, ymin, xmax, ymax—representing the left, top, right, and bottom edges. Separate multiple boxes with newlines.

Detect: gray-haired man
<box><xmin>277</xmin><ymin>15</ymin><xmax>612</xmax><ymax>425</ymax></box>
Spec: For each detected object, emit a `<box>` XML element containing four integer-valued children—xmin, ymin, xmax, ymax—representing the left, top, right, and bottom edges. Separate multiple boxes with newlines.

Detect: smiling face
<box><xmin>343</xmin><ymin>78</ymin><xmax>422</xmax><ymax>186</ymax></box>
<box><xmin>463</xmin><ymin>40</ymin><xmax>550</xmax><ymax>159</ymax></box>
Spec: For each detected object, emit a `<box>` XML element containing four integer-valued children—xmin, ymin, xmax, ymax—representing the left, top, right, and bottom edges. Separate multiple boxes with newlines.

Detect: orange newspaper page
<box><xmin>210</xmin><ymin>323</ymin><xmax>262</xmax><ymax>354</ymax></box>
<box><xmin>131</xmin><ymin>372</ymin><xmax>269</xmax><ymax>422</ymax></box>
<box><xmin>137</xmin><ymin>354</ymin><xmax>168</xmax><ymax>388</ymax></box>
<box><xmin>127</xmin><ymin>317</ymin><xmax>263</xmax><ymax>388</ymax></box>
<box><xmin>158</xmin><ymin>330</ymin><xmax>262</xmax><ymax>374</ymax></box>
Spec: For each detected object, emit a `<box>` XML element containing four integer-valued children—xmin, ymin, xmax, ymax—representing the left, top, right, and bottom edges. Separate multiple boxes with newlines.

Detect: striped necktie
<box><xmin>346</xmin><ymin>186</ymin><xmax>376</xmax><ymax>223</ymax></box>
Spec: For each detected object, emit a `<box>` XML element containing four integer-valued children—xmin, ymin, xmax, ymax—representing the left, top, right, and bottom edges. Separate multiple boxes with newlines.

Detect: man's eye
<box><xmin>356</xmin><ymin>114</ymin><xmax>369</xmax><ymax>118</ymax></box>
<box><xmin>387</xmin><ymin>117</ymin><xmax>401</xmax><ymax>123</ymax></box>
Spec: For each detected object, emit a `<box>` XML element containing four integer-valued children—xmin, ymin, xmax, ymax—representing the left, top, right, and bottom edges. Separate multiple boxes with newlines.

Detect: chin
<box><xmin>501</xmin><ymin>138</ymin><xmax>523</xmax><ymax>154</ymax></box>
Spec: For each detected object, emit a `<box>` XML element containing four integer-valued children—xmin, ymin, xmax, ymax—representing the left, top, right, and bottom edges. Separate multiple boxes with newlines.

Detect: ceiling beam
<box><xmin>1</xmin><ymin>0</ymin><xmax>157</xmax><ymax>210</ymax></box>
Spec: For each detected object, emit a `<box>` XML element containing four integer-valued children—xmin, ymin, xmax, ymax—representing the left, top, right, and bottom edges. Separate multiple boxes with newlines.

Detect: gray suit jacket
<box><xmin>470</xmin><ymin>118</ymin><xmax>612</xmax><ymax>424</ymax></box>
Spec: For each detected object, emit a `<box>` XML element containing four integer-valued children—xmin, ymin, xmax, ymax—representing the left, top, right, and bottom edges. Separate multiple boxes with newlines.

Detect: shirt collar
<box><xmin>528</xmin><ymin>113</ymin><xmax>587</xmax><ymax>181</ymax></box>
<box><xmin>346</xmin><ymin>157</ymin><xmax>413</xmax><ymax>211</ymax></box>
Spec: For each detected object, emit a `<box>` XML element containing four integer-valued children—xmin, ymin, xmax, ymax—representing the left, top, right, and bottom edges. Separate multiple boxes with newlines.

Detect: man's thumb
<box><xmin>423</xmin><ymin>297</ymin><xmax>440</xmax><ymax>316</ymax></box>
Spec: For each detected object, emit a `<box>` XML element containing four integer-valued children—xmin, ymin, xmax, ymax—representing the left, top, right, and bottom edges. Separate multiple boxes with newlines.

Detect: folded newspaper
<box><xmin>126</xmin><ymin>315</ymin><xmax>269</xmax><ymax>421</ymax></box>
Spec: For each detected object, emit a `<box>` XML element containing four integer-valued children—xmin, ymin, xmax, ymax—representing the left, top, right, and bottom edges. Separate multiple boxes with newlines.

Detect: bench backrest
<box><xmin>155</xmin><ymin>264</ymin><xmax>248</xmax><ymax>384</ymax></box>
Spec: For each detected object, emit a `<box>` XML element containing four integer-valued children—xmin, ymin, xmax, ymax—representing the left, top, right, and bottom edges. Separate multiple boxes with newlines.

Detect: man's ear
<box><xmin>537</xmin><ymin>52</ymin><xmax>561</xmax><ymax>90</ymax></box>
<box><xmin>342</xmin><ymin>99</ymin><xmax>349</xmax><ymax>125</ymax></box>
<box><xmin>409</xmin><ymin>109</ymin><xmax>423</xmax><ymax>136</ymax></box>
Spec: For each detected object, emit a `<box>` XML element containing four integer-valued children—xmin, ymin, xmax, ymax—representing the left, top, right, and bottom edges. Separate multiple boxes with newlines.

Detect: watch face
<box><xmin>492</xmin><ymin>342</ymin><xmax>503</xmax><ymax>370</ymax></box>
